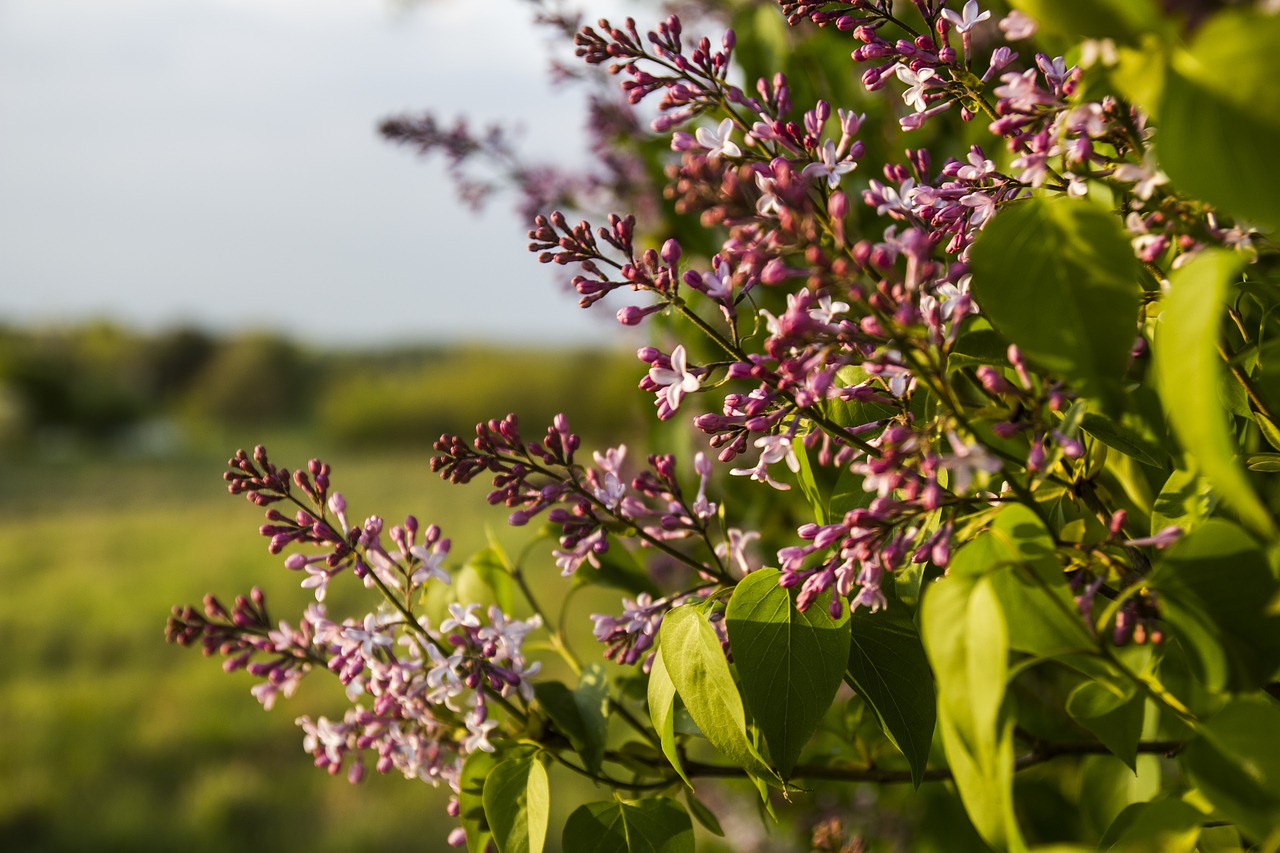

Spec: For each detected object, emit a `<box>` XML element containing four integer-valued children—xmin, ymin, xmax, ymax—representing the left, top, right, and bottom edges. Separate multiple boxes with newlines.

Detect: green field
<box><xmin>0</xmin><ymin>432</ymin><xmax>542</xmax><ymax>852</ymax></box>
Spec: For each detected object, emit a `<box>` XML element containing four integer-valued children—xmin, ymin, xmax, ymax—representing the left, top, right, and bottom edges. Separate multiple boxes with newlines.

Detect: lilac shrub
<box><xmin>172</xmin><ymin>2</ymin><xmax>1280</xmax><ymax>850</ymax></box>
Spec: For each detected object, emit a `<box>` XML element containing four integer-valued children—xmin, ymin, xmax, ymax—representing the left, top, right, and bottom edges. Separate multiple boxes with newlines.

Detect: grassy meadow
<box><xmin>0</xmin><ymin>328</ymin><xmax>651</xmax><ymax>852</ymax></box>
<box><xmin>0</xmin><ymin>436</ymin><xmax>495</xmax><ymax>851</ymax></box>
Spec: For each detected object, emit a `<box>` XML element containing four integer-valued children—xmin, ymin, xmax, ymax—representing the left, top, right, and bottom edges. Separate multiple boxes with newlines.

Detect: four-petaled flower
<box><xmin>941</xmin><ymin>0</ymin><xmax>991</xmax><ymax>34</ymax></box>
<box><xmin>648</xmin><ymin>345</ymin><xmax>701</xmax><ymax>411</ymax></box>
<box><xmin>802</xmin><ymin>139</ymin><xmax>858</xmax><ymax>189</ymax></box>
<box><xmin>894</xmin><ymin>65</ymin><xmax>937</xmax><ymax>113</ymax></box>
<box><xmin>694</xmin><ymin>118</ymin><xmax>741</xmax><ymax>159</ymax></box>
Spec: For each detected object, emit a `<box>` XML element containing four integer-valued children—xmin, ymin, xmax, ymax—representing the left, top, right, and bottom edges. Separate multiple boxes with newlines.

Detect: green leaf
<box><xmin>969</xmin><ymin>196</ymin><xmax>1142</xmax><ymax>411</ymax></box>
<box><xmin>948</xmin><ymin>325</ymin><xmax>1012</xmax><ymax>369</ymax></box>
<box><xmin>923</xmin><ymin>576</ymin><xmax>1024</xmax><ymax>852</ymax></box>
<box><xmin>1182</xmin><ymin>699</ymin><xmax>1280</xmax><ymax>841</ymax></box>
<box><xmin>1158</xmin><ymin>11</ymin><xmax>1280</xmax><ymax>231</ymax></box>
<box><xmin>724</xmin><ymin>568</ymin><xmax>851</xmax><ymax>779</ymax></box>
<box><xmin>561</xmin><ymin>798</ymin><xmax>695</xmax><ymax>853</ymax></box>
<box><xmin>1008</xmin><ymin>0</ymin><xmax>1162</xmax><ymax>44</ymax></box>
<box><xmin>534</xmin><ymin>665</ymin><xmax>609</xmax><ymax>775</ymax></box>
<box><xmin>647</xmin><ymin>647</ymin><xmax>692</xmax><ymax>788</ymax></box>
<box><xmin>1245</xmin><ymin>452</ymin><xmax>1280</xmax><ymax>473</ymax></box>
<box><xmin>845</xmin><ymin>582</ymin><xmax>936</xmax><ymax>788</ymax></box>
<box><xmin>682</xmin><ymin>789</ymin><xmax>724</xmax><ymax>837</ymax></box>
<box><xmin>482</xmin><ymin>754</ymin><xmax>549</xmax><ymax>853</ymax></box>
<box><xmin>1150</xmin><ymin>468</ymin><xmax>1215</xmax><ymax>537</ymax></box>
<box><xmin>456</xmin><ymin>546</ymin><xmax>515</xmax><ymax>614</ymax></box>
<box><xmin>792</xmin><ymin>435</ymin><xmax>829</xmax><ymax>524</ymax></box>
<box><xmin>828</xmin><ymin>365</ymin><xmax>898</xmax><ymax>430</ymax></box>
<box><xmin>1155</xmin><ymin>249</ymin><xmax>1275</xmax><ymax>537</ymax></box>
<box><xmin>1148</xmin><ymin>519</ymin><xmax>1280</xmax><ymax>692</ymax></box>
<box><xmin>658</xmin><ymin>604</ymin><xmax>780</xmax><ymax>785</ymax></box>
<box><xmin>954</xmin><ymin>504</ymin><xmax>1093</xmax><ymax>657</ymax></box>
<box><xmin>1097</xmin><ymin>800</ymin><xmax>1203</xmax><ymax>853</ymax></box>
<box><xmin>1066</xmin><ymin>682</ymin><xmax>1145</xmax><ymax>771</ymax></box>
<box><xmin>459</xmin><ymin>748</ymin><xmax>507</xmax><ymax>853</ymax></box>
<box><xmin>1080</xmin><ymin>412</ymin><xmax>1165</xmax><ymax>468</ymax></box>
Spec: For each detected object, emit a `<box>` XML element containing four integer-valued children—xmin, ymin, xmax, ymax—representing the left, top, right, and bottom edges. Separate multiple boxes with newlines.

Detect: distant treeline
<box><xmin>0</xmin><ymin>323</ymin><xmax>644</xmax><ymax>450</ymax></box>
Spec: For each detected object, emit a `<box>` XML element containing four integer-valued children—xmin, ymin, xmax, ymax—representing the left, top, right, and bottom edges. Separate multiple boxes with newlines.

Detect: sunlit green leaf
<box><xmin>725</xmin><ymin>568</ymin><xmax>850</xmax><ymax>779</ymax></box>
<box><xmin>1097</xmin><ymin>800</ymin><xmax>1203</xmax><ymax>853</ymax></box>
<box><xmin>659</xmin><ymin>604</ymin><xmax>780</xmax><ymax>785</ymax></box>
<box><xmin>647</xmin><ymin>647</ymin><xmax>692</xmax><ymax>788</ymax></box>
<box><xmin>970</xmin><ymin>196</ymin><xmax>1142</xmax><ymax>412</ymax></box>
<box><xmin>482</xmin><ymin>754</ymin><xmax>549</xmax><ymax>853</ymax></box>
<box><xmin>1159</xmin><ymin>11</ymin><xmax>1280</xmax><ymax>231</ymax></box>
<box><xmin>1155</xmin><ymin>249</ymin><xmax>1275</xmax><ymax>537</ymax></box>
<box><xmin>1148</xmin><ymin>519</ymin><xmax>1280</xmax><ymax>692</ymax></box>
<box><xmin>1182</xmin><ymin>699</ymin><xmax>1280</xmax><ymax>840</ymax></box>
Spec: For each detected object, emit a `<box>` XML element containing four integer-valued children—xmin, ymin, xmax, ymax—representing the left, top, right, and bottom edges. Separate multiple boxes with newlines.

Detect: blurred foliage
<box><xmin>0</xmin><ymin>322</ymin><xmax>639</xmax><ymax>452</ymax></box>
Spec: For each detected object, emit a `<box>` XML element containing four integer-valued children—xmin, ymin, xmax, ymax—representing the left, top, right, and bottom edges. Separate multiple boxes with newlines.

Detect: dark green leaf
<box><xmin>534</xmin><ymin>666</ymin><xmax>609</xmax><ymax>776</ymax></box>
<box><xmin>948</xmin><ymin>325</ymin><xmax>1012</xmax><ymax>369</ymax></box>
<box><xmin>561</xmin><ymin>798</ymin><xmax>695</xmax><ymax>853</ymax></box>
<box><xmin>1155</xmin><ymin>249</ymin><xmax>1275</xmax><ymax>537</ymax></box>
<box><xmin>1245</xmin><ymin>452</ymin><xmax>1280</xmax><ymax>473</ymax></box>
<box><xmin>1097</xmin><ymin>800</ymin><xmax>1203</xmax><ymax>852</ymax></box>
<box><xmin>725</xmin><ymin>568</ymin><xmax>851</xmax><ymax>779</ymax></box>
<box><xmin>1158</xmin><ymin>11</ymin><xmax>1280</xmax><ymax>231</ymax></box>
<box><xmin>1080</xmin><ymin>412</ymin><xmax>1166</xmax><ymax>468</ymax></box>
<box><xmin>845</xmin><ymin>582</ymin><xmax>935</xmax><ymax>788</ymax></box>
<box><xmin>1066</xmin><ymin>682</ymin><xmax>1145</xmax><ymax>771</ymax></box>
<box><xmin>682</xmin><ymin>789</ymin><xmax>724</xmax><ymax>838</ymax></box>
<box><xmin>1149</xmin><ymin>519</ymin><xmax>1280</xmax><ymax>692</ymax></box>
<box><xmin>659</xmin><ymin>604</ymin><xmax>780</xmax><ymax>784</ymax></box>
<box><xmin>1150</xmin><ymin>468</ymin><xmax>1215</xmax><ymax>537</ymax></box>
<box><xmin>1182</xmin><ymin>699</ymin><xmax>1280</xmax><ymax>841</ymax></box>
<box><xmin>969</xmin><ymin>196</ymin><xmax>1142</xmax><ymax>411</ymax></box>
<box><xmin>482</xmin><ymin>754</ymin><xmax>549</xmax><ymax>853</ymax></box>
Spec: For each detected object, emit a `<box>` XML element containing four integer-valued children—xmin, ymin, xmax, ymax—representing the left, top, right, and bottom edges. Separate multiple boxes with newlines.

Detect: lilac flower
<box><xmin>998</xmin><ymin>9</ymin><xmax>1036</xmax><ymax>40</ymax></box>
<box><xmin>716</xmin><ymin>528</ymin><xmax>761</xmax><ymax>576</ymax></box>
<box><xmin>1124</xmin><ymin>526</ymin><xmax>1183</xmax><ymax>549</ymax></box>
<box><xmin>591</xmin><ymin>445</ymin><xmax>629</xmax><ymax>509</ymax></box>
<box><xmin>941</xmin><ymin>1</ymin><xmax>991</xmax><ymax>34</ymax></box>
<box><xmin>808</xmin><ymin>293</ymin><xmax>850</xmax><ymax>325</ymax></box>
<box><xmin>802</xmin><ymin>139</ymin><xmax>858</xmax><ymax>189</ymax></box>
<box><xmin>730</xmin><ymin>434</ymin><xmax>800</xmax><ymax>490</ymax></box>
<box><xmin>648</xmin><ymin>345</ymin><xmax>701</xmax><ymax>412</ymax></box>
<box><xmin>937</xmin><ymin>430</ymin><xmax>1003</xmax><ymax>494</ymax></box>
<box><xmin>954</xmin><ymin>147</ymin><xmax>995</xmax><ymax>181</ymax></box>
<box><xmin>895</xmin><ymin>65</ymin><xmax>938</xmax><ymax>113</ymax></box>
<box><xmin>695</xmin><ymin>118</ymin><xmax>742</xmax><ymax>159</ymax></box>
<box><xmin>1113</xmin><ymin>153</ymin><xmax>1168</xmax><ymax>200</ymax></box>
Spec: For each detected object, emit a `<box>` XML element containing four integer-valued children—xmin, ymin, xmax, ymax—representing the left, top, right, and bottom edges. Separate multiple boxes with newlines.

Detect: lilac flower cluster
<box><xmin>518</xmin><ymin>2</ymin><xmax>1245</xmax><ymax>623</ymax></box>
<box><xmin>169</xmin><ymin>446</ymin><xmax>544</xmax><ymax>841</ymax></box>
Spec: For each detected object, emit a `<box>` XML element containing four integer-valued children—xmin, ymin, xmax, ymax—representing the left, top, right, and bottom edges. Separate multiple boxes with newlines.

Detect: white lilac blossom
<box><xmin>802</xmin><ymin>139</ymin><xmax>858</xmax><ymax>189</ymax></box>
<box><xmin>730</xmin><ymin>433</ymin><xmax>801</xmax><ymax>490</ymax></box>
<box><xmin>998</xmin><ymin>9</ymin><xmax>1037</xmax><ymax>40</ymax></box>
<box><xmin>940</xmin><ymin>1</ymin><xmax>991</xmax><ymax>34</ymax></box>
<box><xmin>895</xmin><ymin>65</ymin><xmax>938</xmax><ymax>113</ymax></box>
<box><xmin>648</xmin><ymin>345</ymin><xmax>702</xmax><ymax>412</ymax></box>
<box><xmin>695</xmin><ymin>118</ymin><xmax>742</xmax><ymax>159</ymax></box>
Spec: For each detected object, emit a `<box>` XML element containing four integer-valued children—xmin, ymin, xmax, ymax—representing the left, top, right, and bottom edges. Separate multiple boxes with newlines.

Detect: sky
<box><xmin>0</xmin><ymin>0</ymin><xmax>648</xmax><ymax>346</ymax></box>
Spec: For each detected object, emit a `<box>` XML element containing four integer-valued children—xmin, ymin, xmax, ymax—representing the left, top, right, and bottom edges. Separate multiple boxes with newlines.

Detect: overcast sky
<box><xmin>0</xmin><ymin>0</ymin><xmax>648</xmax><ymax>346</ymax></box>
